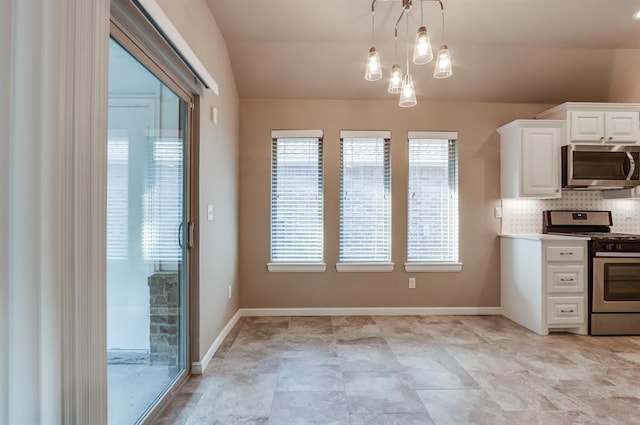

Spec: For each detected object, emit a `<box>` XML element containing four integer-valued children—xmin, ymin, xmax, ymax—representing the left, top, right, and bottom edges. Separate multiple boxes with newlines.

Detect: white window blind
<box><xmin>407</xmin><ymin>136</ymin><xmax>459</xmax><ymax>262</ymax></box>
<box><xmin>270</xmin><ymin>132</ymin><xmax>324</xmax><ymax>262</ymax></box>
<box><xmin>107</xmin><ymin>135</ymin><xmax>129</xmax><ymax>261</ymax></box>
<box><xmin>339</xmin><ymin>134</ymin><xmax>391</xmax><ymax>262</ymax></box>
<box><xmin>142</xmin><ymin>136</ymin><xmax>184</xmax><ymax>263</ymax></box>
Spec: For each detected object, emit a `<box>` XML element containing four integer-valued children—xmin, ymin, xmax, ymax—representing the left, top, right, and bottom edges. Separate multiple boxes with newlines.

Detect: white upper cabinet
<box><xmin>569</xmin><ymin>111</ymin><xmax>603</xmax><ymax>142</ymax></box>
<box><xmin>570</xmin><ymin>111</ymin><xmax>638</xmax><ymax>143</ymax></box>
<box><xmin>604</xmin><ymin>111</ymin><xmax>639</xmax><ymax>143</ymax></box>
<box><xmin>498</xmin><ymin>120</ymin><xmax>563</xmax><ymax>199</ymax></box>
<box><xmin>537</xmin><ymin>103</ymin><xmax>640</xmax><ymax>145</ymax></box>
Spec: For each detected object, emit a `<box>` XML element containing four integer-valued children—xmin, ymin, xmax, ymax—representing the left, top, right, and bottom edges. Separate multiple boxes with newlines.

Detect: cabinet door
<box><xmin>604</xmin><ymin>111</ymin><xmax>639</xmax><ymax>144</ymax></box>
<box><xmin>521</xmin><ymin>127</ymin><xmax>561</xmax><ymax>197</ymax></box>
<box><xmin>546</xmin><ymin>297</ymin><xmax>585</xmax><ymax>325</ymax></box>
<box><xmin>546</xmin><ymin>265</ymin><xmax>584</xmax><ymax>293</ymax></box>
<box><xmin>569</xmin><ymin>111</ymin><xmax>604</xmax><ymax>142</ymax></box>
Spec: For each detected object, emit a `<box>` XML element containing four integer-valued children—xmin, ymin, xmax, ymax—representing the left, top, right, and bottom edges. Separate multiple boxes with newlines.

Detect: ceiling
<box><xmin>206</xmin><ymin>0</ymin><xmax>640</xmax><ymax>103</ymax></box>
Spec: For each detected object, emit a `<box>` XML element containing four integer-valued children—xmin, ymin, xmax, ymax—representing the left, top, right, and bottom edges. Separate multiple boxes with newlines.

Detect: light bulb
<box><xmin>364</xmin><ymin>47</ymin><xmax>383</xmax><ymax>81</ymax></box>
<box><xmin>387</xmin><ymin>64</ymin><xmax>402</xmax><ymax>94</ymax></box>
<box><xmin>434</xmin><ymin>44</ymin><xmax>453</xmax><ymax>79</ymax></box>
<box><xmin>398</xmin><ymin>74</ymin><xmax>417</xmax><ymax>108</ymax></box>
<box><xmin>413</xmin><ymin>27</ymin><xmax>433</xmax><ymax>65</ymax></box>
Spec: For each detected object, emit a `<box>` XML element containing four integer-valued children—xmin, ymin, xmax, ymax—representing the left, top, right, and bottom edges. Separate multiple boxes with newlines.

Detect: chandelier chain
<box><xmin>405</xmin><ymin>13</ymin><xmax>410</xmax><ymax>73</ymax></box>
<box><xmin>371</xmin><ymin>9</ymin><xmax>375</xmax><ymax>46</ymax></box>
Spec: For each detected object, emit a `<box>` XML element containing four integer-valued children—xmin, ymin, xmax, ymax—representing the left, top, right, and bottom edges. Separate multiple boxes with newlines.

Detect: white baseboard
<box><xmin>192</xmin><ymin>306</ymin><xmax>502</xmax><ymax>374</ymax></box>
<box><xmin>191</xmin><ymin>309</ymin><xmax>241</xmax><ymax>375</ymax></box>
<box><xmin>239</xmin><ymin>307</ymin><xmax>502</xmax><ymax>316</ymax></box>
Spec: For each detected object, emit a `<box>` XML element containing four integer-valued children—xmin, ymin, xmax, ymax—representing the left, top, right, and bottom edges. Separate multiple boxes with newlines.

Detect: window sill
<box><xmin>336</xmin><ymin>262</ymin><xmax>395</xmax><ymax>273</ymax></box>
<box><xmin>404</xmin><ymin>262</ymin><xmax>463</xmax><ymax>273</ymax></box>
<box><xmin>267</xmin><ymin>263</ymin><xmax>327</xmax><ymax>273</ymax></box>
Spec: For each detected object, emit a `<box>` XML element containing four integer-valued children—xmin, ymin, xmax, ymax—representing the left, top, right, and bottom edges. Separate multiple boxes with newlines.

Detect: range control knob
<box><xmin>605</xmin><ymin>242</ymin><xmax>619</xmax><ymax>251</ymax></box>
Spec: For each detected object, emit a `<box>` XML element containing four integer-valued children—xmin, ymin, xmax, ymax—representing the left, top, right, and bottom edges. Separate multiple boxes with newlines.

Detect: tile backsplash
<box><xmin>502</xmin><ymin>191</ymin><xmax>640</xmax><ymax>234</ymax></box>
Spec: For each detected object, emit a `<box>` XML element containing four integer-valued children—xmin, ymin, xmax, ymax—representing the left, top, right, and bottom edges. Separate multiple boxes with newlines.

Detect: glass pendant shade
<box><xmin>398</xmin><ymin>74</ymin><xmax>417</xmax><ymax>108</ymax></box>
<box><xmin>387</xmin><ymin>64</ymin><xmax>402</xmax><ymax>94</ymax></box>
<box><xmin>365</xmin><ymin>47</ymin><xmax>383</xmax><ymax>81</ymax></box>
<box><xmin>434</xmin><ymin>45</ymin><xmax>453</xmax><ymax>79</ymax></box>
<box><xmin>412</xmin><ymin>27</ymin><xmax>433</xmax><ymax>65</ymax></box>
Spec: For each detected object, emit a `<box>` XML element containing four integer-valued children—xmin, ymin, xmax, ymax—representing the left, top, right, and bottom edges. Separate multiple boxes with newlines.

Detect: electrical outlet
<box><xmin>409</xmin><ymin>277</ymin><xmax>416</xmax><ymax>289</ymax></box>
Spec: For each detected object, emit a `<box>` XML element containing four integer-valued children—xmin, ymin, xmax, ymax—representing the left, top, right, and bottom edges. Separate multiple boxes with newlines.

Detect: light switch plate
<box><xmin>207</xmin><ymin>205</ymin><xmax>214</xmax><ymax>221</ymax></box>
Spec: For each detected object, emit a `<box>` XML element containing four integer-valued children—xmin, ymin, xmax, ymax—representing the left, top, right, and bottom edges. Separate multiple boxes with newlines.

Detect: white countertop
<box><xmin>499</xmin><ymin>233</ymin><xmax>591</xmax><ymax>241</ymax></box>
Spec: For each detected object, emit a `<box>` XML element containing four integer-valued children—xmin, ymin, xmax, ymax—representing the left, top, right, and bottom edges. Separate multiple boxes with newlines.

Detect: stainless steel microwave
<box><xmin>562</xmin><ymin>145</ymin><xmax>640</xmax><ymax>190</ymax></box>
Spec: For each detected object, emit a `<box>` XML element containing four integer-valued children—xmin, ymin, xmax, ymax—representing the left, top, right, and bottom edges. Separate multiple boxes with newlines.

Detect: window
<box><xmin>268</xmin><ymin>130</ymin><xmax>325</xmax><ymax>272</ymax></box>
<box><xmin>406</xmin><ymin>131</ymin><xmax>461</xmax><ymax>272</ymax></box>
<box><xmin>107</xmin><ymin>132</ymin><xmax>129</xmax><ymax>261</ymax></box>
<box><xmin>142</xmin><ymin>135</ymin><xmax>185</xmax><ymax>266</ymax></box>
<box><xmin>338</xmin><ymin>130</ymin><xmax>392</xmax><ymax>272</ymax></box>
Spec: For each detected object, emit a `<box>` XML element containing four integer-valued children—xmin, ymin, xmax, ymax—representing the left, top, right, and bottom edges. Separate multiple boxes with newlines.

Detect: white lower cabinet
<box><xmin>546</xmin><ymin>265</ymin><xmax>584</xmax><ymax>293</ymax></box>
<box><xmin>546</xmin><ymin>297</ymin><xmax>584</xmax><ymax>325</ymax></box>
<box><xmin>501</xmin><ymin>236</ymin><xmax>588</xmax><ymax>335</ymax></box>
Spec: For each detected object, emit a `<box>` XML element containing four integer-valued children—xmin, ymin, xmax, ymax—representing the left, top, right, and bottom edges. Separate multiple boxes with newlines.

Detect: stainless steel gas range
<box><xmin>543</xmin><ymin>210</ymin><xmax>640</xmax><ymax>335</ymax></box>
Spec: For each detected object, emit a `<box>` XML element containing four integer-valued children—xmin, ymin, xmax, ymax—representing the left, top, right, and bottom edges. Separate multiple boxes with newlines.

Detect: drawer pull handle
<box><xmin>559</xmin><ymin>278</ymin><xmax>575</xmax><ymax>282</ymax></box>
<box><xmin>560</xmin><ymin>309</ymin><xmax>575</xmax><ymax>313</ymax></box>
<box><xmin>559</xmin><ymin>252</ymin><xmax>574</xmax><ymax>256</ymax></box>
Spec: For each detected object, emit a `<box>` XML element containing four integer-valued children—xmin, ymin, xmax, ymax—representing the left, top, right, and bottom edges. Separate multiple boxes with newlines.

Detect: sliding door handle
<box><xmin>187</xmin><ymin>221</ymin><xmax>194</xmax><ymax>249</ymax></box>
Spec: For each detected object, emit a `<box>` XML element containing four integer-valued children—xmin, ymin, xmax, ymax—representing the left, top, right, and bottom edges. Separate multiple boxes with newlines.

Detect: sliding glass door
<box><xmin>107</xmin><ymin>37</ymin><xmax>190</xmax><ymax>425</ymax></box>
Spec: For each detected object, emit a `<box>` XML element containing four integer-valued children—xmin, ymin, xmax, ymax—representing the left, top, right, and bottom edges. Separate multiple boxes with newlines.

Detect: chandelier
<box><xmin>364</xmin><ymin>0</ymin><xmax>452</xmax><ymax>108</ymax></box>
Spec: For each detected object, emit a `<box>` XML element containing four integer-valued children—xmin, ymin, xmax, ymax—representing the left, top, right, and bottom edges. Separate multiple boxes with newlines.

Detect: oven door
<box><xmin>593</xmin><ymin>254</ymin><xmax>640</xmax><ymax>312</ymax></box>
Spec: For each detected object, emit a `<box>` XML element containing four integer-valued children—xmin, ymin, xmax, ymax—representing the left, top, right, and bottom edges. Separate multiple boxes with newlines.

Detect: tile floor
<box><xmin>155</xmin><ymin>315</ymin><xmax>640</xmax><ymax>425</ymax></box>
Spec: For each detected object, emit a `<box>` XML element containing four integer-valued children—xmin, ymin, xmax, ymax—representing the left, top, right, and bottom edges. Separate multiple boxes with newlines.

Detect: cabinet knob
<box><xmin>600</xmin><ymin>137</ymin><xmax>605</xmax><ymax>141</ymax></box>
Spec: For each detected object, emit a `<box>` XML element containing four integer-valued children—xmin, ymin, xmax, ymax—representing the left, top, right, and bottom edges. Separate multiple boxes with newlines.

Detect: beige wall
<box><xmin>156</xmin><ymin>0</ymin><xmax>240</xmax><ymax>360</ymax></box>
<box><xmin>608</xmin><ymin>50</ymin><xmax>640</xmax><ymax>102</ymax></box>
<box><xmin>240</xmin><ymin>99</ymin><xmax>554</xmax><ymax>309</ymax></box>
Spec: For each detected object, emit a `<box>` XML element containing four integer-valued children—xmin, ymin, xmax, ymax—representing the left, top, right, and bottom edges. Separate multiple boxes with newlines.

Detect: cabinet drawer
<box><xmin>546</xmin><ymin>297</ymin><xmax>584</xmax><ymax>325</ymax></box>
<box><xmin>546</xmin><ymin>246</ymin><xmax>585</xmax><ymax>262</ymax></box>
<box><xmin>546</xmin><ymin>265</ymin><xmax>584</xmax><ymax>293</ymax></box>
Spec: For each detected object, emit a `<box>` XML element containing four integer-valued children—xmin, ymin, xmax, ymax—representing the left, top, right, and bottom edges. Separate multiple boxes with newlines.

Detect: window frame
<box><xmin>267</xmin><ymin>129</ymin><xmax>326</xmax><ymax>273</ymax></box>
<box><xmin>405</xmin><ymin>131</ymin><xmax>462</xmax><ymax>273</ymax></box>
<box><xmin>337</xmin><ymin>130</ymin><xmax>394</xmax><ymax>273</ymax></box>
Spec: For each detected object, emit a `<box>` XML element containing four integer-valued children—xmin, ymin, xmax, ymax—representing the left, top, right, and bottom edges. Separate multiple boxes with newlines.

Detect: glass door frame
<box><xmin>109</xmin><ymin>17</ymin><xmax>199</xmax><ymax>425</ymax></box>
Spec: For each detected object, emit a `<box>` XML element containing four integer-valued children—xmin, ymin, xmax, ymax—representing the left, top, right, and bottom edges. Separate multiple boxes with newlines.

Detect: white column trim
<box><xmin>59</xmin><ymin>1</ymin><xmax>110</xmax><ymax>424</ymax></box>
<box><xmin>0</xmin><ymin>0</ymin><xmax>12</xmax><ymax>422</ymax></box>
<box><xmin>7</xmin><ymin>0</ymin><xmax>63</xmax><ymax>422</ymax></box>
<box><xmin>4</xmin><ymin>0</ymin><xmax>109</xmax><ymax>423</ymax></box>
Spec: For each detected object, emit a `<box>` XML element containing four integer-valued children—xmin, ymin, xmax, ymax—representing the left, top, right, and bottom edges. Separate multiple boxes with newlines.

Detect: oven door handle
<box><xmin>625</xmin><ymin>152</ymin><xmax>636</xmax><ymax>181</ymax></box>
<box><xmin>595</xmin><ymin>252</ymin><xmax>640</xmax><ymax>258</ymax></box>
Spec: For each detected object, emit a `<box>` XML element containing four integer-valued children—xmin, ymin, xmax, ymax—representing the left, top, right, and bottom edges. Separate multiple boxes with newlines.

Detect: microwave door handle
<box><xmin>625</xmin><ymin>152</ymin><xmax>636</xmax><ymax>181</ymax></box>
